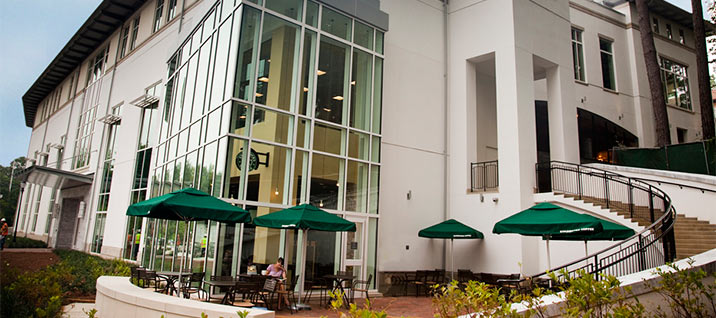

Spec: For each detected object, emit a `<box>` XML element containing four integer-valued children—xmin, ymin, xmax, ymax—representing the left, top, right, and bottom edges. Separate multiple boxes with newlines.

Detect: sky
<box><xmin>0</xmin><ymin>0</ymin><xmax>709</xmax><ymax>166</ymax></box>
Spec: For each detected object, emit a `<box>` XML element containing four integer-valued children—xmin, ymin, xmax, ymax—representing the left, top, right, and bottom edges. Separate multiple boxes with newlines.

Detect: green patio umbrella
<box><xmin>493</xmin><ymin>202</ymin><xmax>603</xmax><ymax>270</ymax></box>
<box><xmin>548</xmin><ymin>216</ymin><xmax>635</xmax><ymax>256</ymax></box>
<box><xmin>419</xmin><ymin>219</ymin><xmax>484</xmax><ymax>279</ymax></box>
<box><xmin>126</xmin><ymin>188</ymin><xmax>251</xmax><ymax>223</ymax></box>
<box><xmin>126</xmin><ymin>188</ymin><xmax>250</xmax><ymax>296</ymax></box>
<box><xmin>253</xmin><ymin>203</ymin><xmax>356</xmax><ymax>309</ymax></box>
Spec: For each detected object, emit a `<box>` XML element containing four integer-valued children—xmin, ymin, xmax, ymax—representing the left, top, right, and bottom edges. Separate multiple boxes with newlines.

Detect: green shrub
<box><xmin>552</xmin><ymin>269</ymin><xmax>645</xmax><ymax>318</ymax></box>
<box><xmin>0</xmin><ymin>249</ymin><xmax>131</xmax><ymax>318</ymax></box>
<box><xmin>5</xmin><ymin>236</ymin><xmax>48</xmax><ymax>248</ymax></box>
<box><xmin>647</xmin><ymin>260</ymin><xmax>716</xmax><ymax>317</ymax></box>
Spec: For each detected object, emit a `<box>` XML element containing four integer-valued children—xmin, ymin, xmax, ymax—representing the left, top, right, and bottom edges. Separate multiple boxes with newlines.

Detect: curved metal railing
<box><xmin>531</xmin><ymin>161</ymin><xmax>676</xmax><ymax>284</ymax></box>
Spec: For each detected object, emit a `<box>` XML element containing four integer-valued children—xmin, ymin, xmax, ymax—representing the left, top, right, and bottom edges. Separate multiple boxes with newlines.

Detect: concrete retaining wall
<box><xmin>95</xmin><ymin>276</ymin><xmax>274</xmax><ymax>318</ymax></box>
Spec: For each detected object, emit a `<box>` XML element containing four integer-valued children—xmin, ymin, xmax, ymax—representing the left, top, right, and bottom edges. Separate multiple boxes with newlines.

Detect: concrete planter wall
<box><xmin>95</xmin><ymin>276</ymin><xmax>274</xmax><ymax>318</ymax></box>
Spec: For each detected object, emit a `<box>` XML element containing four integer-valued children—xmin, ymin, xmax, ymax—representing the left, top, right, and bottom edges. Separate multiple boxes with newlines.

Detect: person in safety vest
<box><xmin>132</xmin><ymin>230</ymin><xmax>141</xmax><ymax>259</ymax></box>
<box><xmin>200</xmin><ymin>235</ymin><xmax>207</xmax><ymax>255</ymax></box>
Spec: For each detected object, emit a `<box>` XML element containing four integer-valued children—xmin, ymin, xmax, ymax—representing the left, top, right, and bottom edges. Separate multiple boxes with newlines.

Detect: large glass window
<box><xmin>372</xmin><ymin>57</ymin><xmax>383</xmax><ymax>134</ymax></box>
<box><xmin>310</xmin><ymin>153</ymin><xmax>344</xmax><ymax>209</ymax></box>
<box><xmin>345</xmin><ymin>160</ymin><xmax>368</xmax><ymax>212</ymax></box>
<box><xmin>350</xmin><ymin>49</ymin><xmax>372</xmax><ymax>131</ymax></box>
<box><xmin>571</xmin><ymin>28</ymin><xmax>585</xmax><ymax>82</ymax></box>
<box><xmin>321</xmin><ymin>7</ymin><xmax>351</xmax><ymax>41</ymax></box>
<box><xmin>91</xmin><ymin>213</ymin><xmax>107</xmax><ymax>253</ymax></box>
<box><xmin>252</xmin><ymin>106</ymin><xmax>293</xmax><ymax>144</ymax></box>
<box><xmin>240</xmin><ymin>206</ymin><xmax>283</xmax><ymax>275</ymax></box>
<box><xmin>298</xmin><ymin>30</ymin><xmax>317</xmax><ymax>115</ymax></box>
<box><xmin>224</xmin><ymin>138</ymin><xmax>249</xmax><ymax>199</ymax></box>
<box><xmin>255</xmin><ymin>14</ymin><xmax>300</xmax><ymax>111</ymax></box>
<box><xmin>660</xmin><ymin>57</ymin><xmax>692</xmax><ymax>110</ymax></box>
<box><xmin>234</xmin><ymin>7</ymin><xmax>262</xmax><ymax>101</ymax></box>
<box><xmin>314</xmin><ymin>122</ymin><xmax>344</xmax><ymax>155</ymax></box>
<box><xmin>245</xmin><ymin>142</ymin><xmax>292</xmax><ymax>204</ymax></box>
<box><xmin>315</xmin><ymin>37</ymin><xmax>350</xmax><ymax>124</ymax></box>
<box><xmin>265</xmin><ymin>0</ymin><xmax>302</xmax><ymax>21</ymax></box>
<box><xmin>354</xmin><ymin>21</ymin><xmax>374</xmax><ymax>50</ymax></box>
<box><xmin>599</xmin><ymin>38</ymin><xmax>616</xmax><ymax>91</ymax></box>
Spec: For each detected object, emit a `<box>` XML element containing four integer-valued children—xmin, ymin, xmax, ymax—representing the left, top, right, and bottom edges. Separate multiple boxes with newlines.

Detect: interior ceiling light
<box><xmin>239</xmin><ymin>115</ymin><xmax>246</xmax><ymax>119</ymax></box>
<box><xmin>303</xmin><ymin>87</ymin><xmax>309</xmax><ymax>92</ymax></box>
<box><xmin>258</xmin><ymin>77</ymin><xmax>269</xmax><ymax>82</ymax></box>
<box><xmin>332</xmin><ymin>96</ymin><xmax>344</xmax><ymax>101</ymax></box>
<box><xmin>317</xmin><ymin>70</ymin><xmax>326</xmax><ymax>76</ymax></box>
<box><xmin>322</xmin><ymin>107</ymin><xmax>332</xmax><ymax>112</ymax></box>
<box><xmin>256</xmin><ymin>93</ymin><xmax>264</xmax><ymax>97</ymax></box>
<box><xmin>350</xmin><ymin>80</ymin><xmax>356</xmax><ymax>85</ymax></box>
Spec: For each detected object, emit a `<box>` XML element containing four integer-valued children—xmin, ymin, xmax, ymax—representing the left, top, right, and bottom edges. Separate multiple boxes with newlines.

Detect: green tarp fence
<box><xmin>613</xmin><ymin>138</ymin><xmax>716</xmax><ymax>175</ymax></box>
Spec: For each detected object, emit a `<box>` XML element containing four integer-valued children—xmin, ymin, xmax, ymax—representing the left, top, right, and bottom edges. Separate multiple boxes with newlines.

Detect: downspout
<box><xmin>442</xmin><ymin>0</ymin><xmax>450</xmax><ymax>273</ymax></box>
<box><xmin>83</xmin><ymin>41</ymin><xmax>121</xmax><ymax>253</ymax></box>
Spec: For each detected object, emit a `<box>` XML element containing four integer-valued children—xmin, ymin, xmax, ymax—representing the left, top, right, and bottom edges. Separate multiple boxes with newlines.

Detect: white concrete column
<box><xmin>495</xmin><ymin>47</ymin><xmax>537</xmax><ymax>211</ymax></box>
<box><xmin>546</xmin><ymin>65</ymin><xmax>580</xmax><ymax>163</ymax></box>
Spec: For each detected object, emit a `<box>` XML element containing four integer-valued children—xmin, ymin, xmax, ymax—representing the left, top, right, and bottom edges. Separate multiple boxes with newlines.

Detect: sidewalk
<box><xmin>274</xmin><ymin>297</ymin><xmax>434</xmax><ymax>318</ymax></box>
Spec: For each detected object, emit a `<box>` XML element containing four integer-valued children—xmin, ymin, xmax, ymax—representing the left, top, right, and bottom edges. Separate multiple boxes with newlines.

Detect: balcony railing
<box><xmin>470</xmin><ymin>160</ymin><xmax>498</xmax><ymax>192</ymax></box>
<box><xmin>532</xmin><ymin>161</ymin><xmax>676</xmax><ymax>284</ymax></box>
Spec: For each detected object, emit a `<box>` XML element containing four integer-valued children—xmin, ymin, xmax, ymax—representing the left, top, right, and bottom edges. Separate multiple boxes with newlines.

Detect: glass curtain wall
<box><xmin>141</xmin><ymin>0</ymin><xmax>383</xmax><ymax>290</ymax></box>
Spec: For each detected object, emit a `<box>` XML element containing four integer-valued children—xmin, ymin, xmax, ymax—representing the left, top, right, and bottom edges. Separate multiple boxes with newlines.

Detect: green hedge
<box><xmin>0</xmin><ymin>249</ymin><xmax>131</xmax><ymax>318</ymax></box>
<box><xmin>4</xmin><ymin>236</ymin><xmax>48</xmax><ymax>248</ymax></box>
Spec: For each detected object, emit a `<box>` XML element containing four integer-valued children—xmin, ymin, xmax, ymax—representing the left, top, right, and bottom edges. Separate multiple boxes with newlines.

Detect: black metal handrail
<box><xmin>530</xmin><ymin>161</ymin><xmax>676</xmax><ymax>284</ymax></box>
<box><xmin>471</xmin><ymin>160</ymin><xmax>498</xmax><ymax>192</ymax></box>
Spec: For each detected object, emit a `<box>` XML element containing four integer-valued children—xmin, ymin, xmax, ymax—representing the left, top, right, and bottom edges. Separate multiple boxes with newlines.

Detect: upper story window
<box><xmin>679</xmin><ymin>29</ymin><xmax>685</xmax><ymax>45</ymax></box>
<box><xmin>86</xmin><ymin>47</ymin><xmax>108</xmax><ymax>85</ymax></box>
<box><xmin>153</xmin><ymin>0</ymin><xmax>164</xmax><ymax>33</ymax></box>
<box><xmin>666</xmin><ymin>23</ymin><xmax>673</xmax><ymax>39</ymax></box>
<box><xmin>167</xmin><ymin>0</ymin><xmax>177</xmax><ymax>21</ymax></box>
<box><xmin>652</xmin><ymin>17</ymin><xmax>659</xmax><ymax>34</ymax></box>
<box><xmin>599</xmin><ymin>37</ymin><xmax>616</xmax><ymax>91</ymax></box>
<box><xmin>660</xmin><ymin>57</ymin><xmax>691</xmax><ymax>110</ymax></box>
<box><xmin>129</xmin><ymin>16</ymin><xmax>140</xmax><ymax>51</ymax></box>
<box><xmin>119</xmin><ymin>25</ymin><xmax>130</xmax><ymax>59</ymax></box>
<box><xmin>571</xmin><ymin>28</ymin><xmax>585</xmax><ymax>82</ymax></box>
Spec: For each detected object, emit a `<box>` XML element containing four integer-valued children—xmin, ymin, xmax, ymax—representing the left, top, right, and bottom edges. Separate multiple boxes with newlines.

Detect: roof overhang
<box><xmin>616</xmin><ymin>0</ymin><xmax>716</xmax><ymax>34</ymax></box>
<box><xmin>17</xmin><ymin>165</ymin><xmax>94</xmax><ymax>190</ymax></box>
<box><xmin>22</xmin><ymin>0</ymin><xmax>147</xmax><ymax>128</ymax></box>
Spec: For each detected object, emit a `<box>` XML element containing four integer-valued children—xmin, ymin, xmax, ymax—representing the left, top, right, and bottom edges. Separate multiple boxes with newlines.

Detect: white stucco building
<box><xmin>14</xmin><ymin>0</ymin><xmax>715</xmax><ymax>294</ymax></box>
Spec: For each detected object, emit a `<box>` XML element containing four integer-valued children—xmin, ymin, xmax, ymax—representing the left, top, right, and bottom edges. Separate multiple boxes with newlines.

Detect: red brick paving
<box><xmin>274</xmin><ymin>297</ymin><xmax>434</xmax><ymax>318</ymax></box>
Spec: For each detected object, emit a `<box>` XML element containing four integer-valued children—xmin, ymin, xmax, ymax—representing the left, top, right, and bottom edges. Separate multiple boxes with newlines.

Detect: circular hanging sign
<box><xmin>235</xmin><ymin>149</ymin><xmax>259</xmax><ymax>171</ymax></box>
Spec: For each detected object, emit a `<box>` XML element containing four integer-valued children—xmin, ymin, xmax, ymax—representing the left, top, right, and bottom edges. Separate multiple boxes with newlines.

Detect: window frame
<box><xmin>598</xmin><ymin>36</ymin><xmax>616</xmax><ymax>91</ymax></box>
<box><xmin>571</xmin><ymin>27</ymin><xmax>586</xmax><ymax>82</ymax></box>
<box><xmin>659</xmin><ymin>56</ymin><xmax>692</xmax><ymax>111</ymax></box>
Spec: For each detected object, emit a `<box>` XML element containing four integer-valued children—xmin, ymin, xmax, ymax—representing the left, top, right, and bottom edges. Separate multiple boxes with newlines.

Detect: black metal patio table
<box><xmin>204</xmin><ymin>279</ymin><xmax>239</xmax><ymax>304</ymax></box>
<box><xmin>156</xmin><ymin>271</ymin><xmax>191</xmax><ymax>296</ymax></box>
<box><xmin>324</xmin><ymin>274</ymin><xmax>355</xmax><ymax>308</ymax></box>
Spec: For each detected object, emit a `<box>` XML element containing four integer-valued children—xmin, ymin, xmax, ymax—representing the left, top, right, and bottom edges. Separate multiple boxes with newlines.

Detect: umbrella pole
<box><xmin>296</xmin><ymin>229</ymin><xmax>310</xmax><ymax>310</ymax></box>
<box><xmin>177</xmin><ymin>220</ymin><xmax>189</xmax><ymax>298</ymax></box>
<box><xmin>584</xmin><ymin>241</ymin><xmax>588</xmax><ymax>257</ymax></box>
<box><xmin>451</xmin><ymin>238</ymin><xmax>454</xmax><ymax>281</ymax></box>
<box><xmin>545</xmin><ymin>236</ymin><xmax>552</xmax><ymax>270</ymax></box>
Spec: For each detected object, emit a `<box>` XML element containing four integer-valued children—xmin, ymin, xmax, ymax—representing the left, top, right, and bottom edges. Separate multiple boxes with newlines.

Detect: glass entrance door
<box><xmin>343</xmin><ymin>216</ymin><xmax>365</xmax><ymax>281</ymax></box>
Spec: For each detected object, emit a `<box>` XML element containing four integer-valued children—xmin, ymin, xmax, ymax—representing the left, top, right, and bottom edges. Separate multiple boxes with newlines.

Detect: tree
<box><xmin>693</xmin><ymin>0</ymin><xmax>716</xmax><ymax>140</ymax></box>
<box><xmin>0</xmin><ymin>157</ymin><xmax>27</xmax><ymax>224</ymax></box>
<box><xmin>636</xmin><ymin>0</ymin><xmax>672</xmax><ymax>146</ymax></box>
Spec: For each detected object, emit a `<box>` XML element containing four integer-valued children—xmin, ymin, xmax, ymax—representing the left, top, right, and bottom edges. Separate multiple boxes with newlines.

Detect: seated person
<box><xmin>266</xmin><ymin>257</ymin><xmax>287</xmax><ymax>280</ymax></box>
<box><xmin>266</xmin><ymin>258</ymin><xmax>290</xmax><ymax>308</ymax></box>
